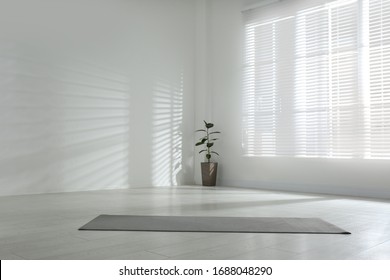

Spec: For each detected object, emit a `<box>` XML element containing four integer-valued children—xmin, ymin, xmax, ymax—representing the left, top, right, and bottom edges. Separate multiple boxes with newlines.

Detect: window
<box><xmin>243</xmin><ymin>0</ymin><xmax>390</xmax><ymax>159</ymax></box>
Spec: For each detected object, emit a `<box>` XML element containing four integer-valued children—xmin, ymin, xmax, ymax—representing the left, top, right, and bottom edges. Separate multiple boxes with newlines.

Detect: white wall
<box><xmin>0</xmin><ymin>0</ymin><xmax>196</xmax><ymax>196</ymax></box>
<box><xmin>200</xmin><ymin>0</ymin><xmax>390</xmax><ymax>199</ymax></box>
<box><xmin>3</xmin><ymin>0</ymin><xmax>388</xmax><ymax>199</ymax></box>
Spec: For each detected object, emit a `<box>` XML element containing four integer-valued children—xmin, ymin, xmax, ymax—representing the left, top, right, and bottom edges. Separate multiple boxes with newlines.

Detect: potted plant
<box><xmin>195</xmin><ymin>121</ymin><xmax>220</xmax><ymax>186</ymax></box>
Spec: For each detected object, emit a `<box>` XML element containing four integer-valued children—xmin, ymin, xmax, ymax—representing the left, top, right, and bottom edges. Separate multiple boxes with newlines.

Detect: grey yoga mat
<box><xmin>79</xmin><ymin>215</ymin><xmax>350</xmax><ymax>234</ymax></box>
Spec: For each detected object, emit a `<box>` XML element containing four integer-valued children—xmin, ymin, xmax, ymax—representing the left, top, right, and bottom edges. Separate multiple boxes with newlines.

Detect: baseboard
<box><xmin>220</xmin><ymin>179</ymin><xmax>390</xmax><ymax>200</ymax></box>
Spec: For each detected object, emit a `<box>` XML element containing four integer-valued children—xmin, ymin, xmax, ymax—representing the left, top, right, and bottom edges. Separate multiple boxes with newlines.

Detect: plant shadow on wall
<box><xmin>151</xmin><ymin>74</ymin><xmax>184</xmax><ymax>186</ymax></box>
<box><xmin>195</xmin><ymin>121</ymin><xmax>221</xmax><ymax>186</ymax></box>
<box><xmin>0</xmin><ymin>43</ymin><xmax>131</xmax><ymax>195</ymax></box>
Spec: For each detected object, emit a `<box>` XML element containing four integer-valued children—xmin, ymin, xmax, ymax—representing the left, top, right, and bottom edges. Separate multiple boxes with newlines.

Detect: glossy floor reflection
<box><xmin>0</xmin><ymin>186</ymin><xmax>389</xmax><ymax>260</ymax></box>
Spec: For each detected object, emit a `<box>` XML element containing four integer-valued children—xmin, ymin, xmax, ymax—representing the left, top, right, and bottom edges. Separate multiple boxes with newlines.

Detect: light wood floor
<box><xmin>1</xmin><ymin>186</ymin><xmax>390</xmax><ymax>260</ymax></box>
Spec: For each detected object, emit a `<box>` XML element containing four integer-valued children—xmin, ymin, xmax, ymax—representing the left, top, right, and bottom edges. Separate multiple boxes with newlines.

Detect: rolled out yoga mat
<box><xmin>79</xmin><ymin>215</ymin><xmax>350</xmax><ymax>234</ymax></box>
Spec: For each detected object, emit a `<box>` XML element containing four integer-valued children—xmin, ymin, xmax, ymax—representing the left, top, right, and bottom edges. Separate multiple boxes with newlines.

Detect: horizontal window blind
<box><xmin>243</xmin><ymin>0</ymin><xmax>390</xmax><ymax>159</ymax></box>
<box><xmin>368</xmin><ymin>0</ymin><xmax>390</xmax><ymax>159</ymax></box>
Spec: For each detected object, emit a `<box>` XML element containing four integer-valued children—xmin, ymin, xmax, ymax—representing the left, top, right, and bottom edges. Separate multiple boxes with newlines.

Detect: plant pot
<box><xmin>201</xmin><ymin>162</ymin><xmax>218</xmax><ymax>186</ymax></box>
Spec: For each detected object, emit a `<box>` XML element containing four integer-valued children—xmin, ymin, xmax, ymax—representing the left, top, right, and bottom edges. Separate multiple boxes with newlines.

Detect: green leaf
<box><xmin>199</xmin><ymin>149</ymin><xmax>207</xmax><ymax>154</ymax></box>
<box><xmin>211</xmin><ymin>151</ymin><xmax>219</xmax><ymax>156</ymax></box>
<box><xmin>211</xmin><ymin>138</ymin><xmax>219</xmax><ymax>141</ymax></box>
<box><xmin>195</xmin><ymin>129</ymin><xmax>206</xmax><ymax>132</ymax></box>
<box><xmin>203</xmin><ymin>120</ymin><xmax>215</xmax><ymax>129</ymax></box>
<box><xmin>195</xmin><ymin>138</ymin><xmax>207</xmax><ymax>146</ymax></box>
<box><xmin>207</xmin><ymin>143</ymin><xmax>214</xmax><ymax>148</ymax></box>
<box><xmin>209</xmin><ymin>131</ymin><xmax>221</xmax><ymax>135</ymax></box>
<box><xmin>206</xmin><ymin>154</ymin><xmax>211</xmax><ymax>159</ymax></box>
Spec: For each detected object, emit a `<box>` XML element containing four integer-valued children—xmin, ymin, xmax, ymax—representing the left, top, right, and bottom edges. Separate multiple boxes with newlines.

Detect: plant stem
<box><xmin>207</xmin><ymin>127</ymin><xmax>210</xmax><ymax>163</ymax></box>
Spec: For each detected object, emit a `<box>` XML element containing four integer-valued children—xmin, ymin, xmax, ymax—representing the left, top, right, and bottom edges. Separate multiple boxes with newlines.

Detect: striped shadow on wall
<box><xmin>0</xmin><ymin>43</ymin><xmax>131</xmax><ymax>195</ymax></box>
